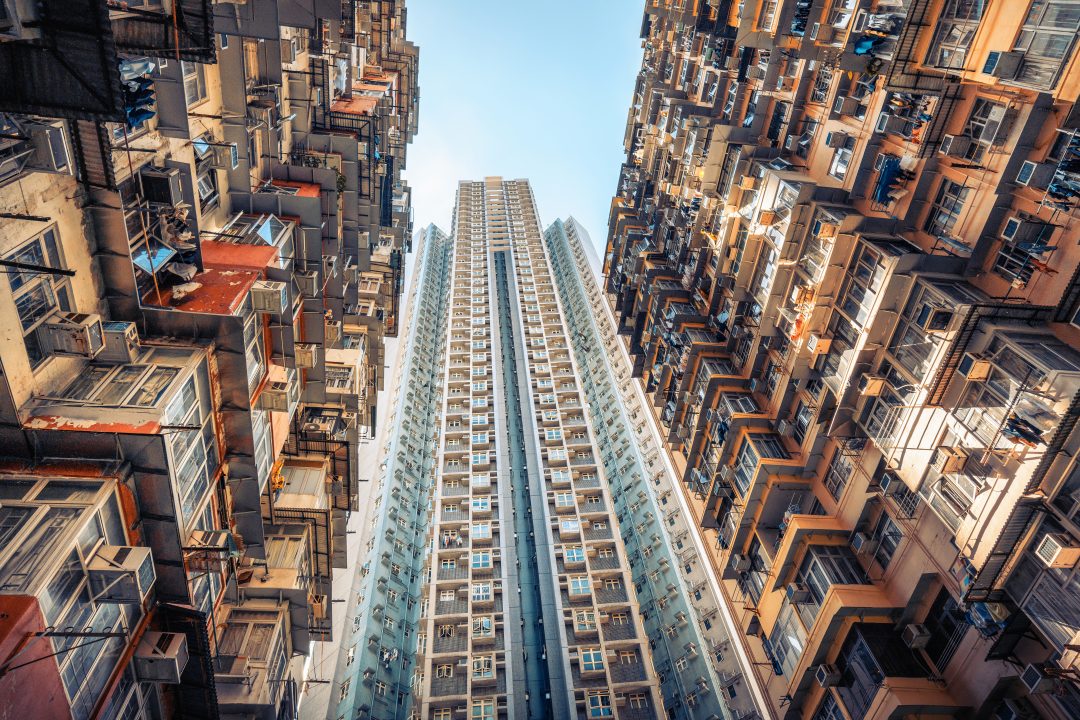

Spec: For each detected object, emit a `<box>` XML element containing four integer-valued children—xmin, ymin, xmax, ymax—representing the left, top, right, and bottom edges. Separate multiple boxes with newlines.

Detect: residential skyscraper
<box><xmin>603</xmin><ymin>2</ymin><xmax>1080</xmax><ymax>720</ymax></box>
<box><xmin>331</xmin><ymin>180</ymin><xmax>766</xmax><ymax>720</ymax></box>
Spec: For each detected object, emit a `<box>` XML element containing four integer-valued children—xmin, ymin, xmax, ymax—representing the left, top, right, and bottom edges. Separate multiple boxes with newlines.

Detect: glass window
<box><xmin>923</xmin><ymin>179</ymin><xmax>970</xmax><ymax>237</ymax></box>
<box><xmin>580</xmin><ymin>648</ymin><xmax>604</xmax><ymax>671</ymax></box>
<box><xmin>587</xmin><ymin>692</ymin><xmax>613</xmax><ymax>718</ymax></box>
<box><xmin>182</xmin><ymin>61</ymin><xmax>208</xmax><ymax>105</ymax></box>
<box><xmin>3</xmin><ymin>228</ymin><xmax>73</xmax><ymax>366</ymax></box>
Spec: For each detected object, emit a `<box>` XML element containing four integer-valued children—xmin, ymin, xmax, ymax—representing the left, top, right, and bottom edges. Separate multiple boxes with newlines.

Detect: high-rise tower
<box><xmin>332</xmin><ymin>180</ymin><xmax>763</xmax><ymax>720</ymax></box>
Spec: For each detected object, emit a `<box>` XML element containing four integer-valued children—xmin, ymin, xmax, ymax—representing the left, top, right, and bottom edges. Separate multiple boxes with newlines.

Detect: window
<box><xmin>926</xmin><ymin>0</ymin><xmax>987</xmax><ymax>69</ymax></box>
<box><xmin>383</xmin><ymin>616</ymin><xmax>395</xmax><ymax>630</ymax></box>
<box><xmin>439</xmin><ymin>590</ymin><xmax>454</xmax><ymax>601</ymax></box>
<box><xmin>795</xmin><ymin>545</ymin><xmax>869</xmax><ymax>625</ymax></box>
<box><xmin>871</xmin><ymin>512</ymin><xmax>902</xmax><ymax>569</ymax></box>
<box><xmin>472</xmin><ymin>616</ymin><xmax>493</xmax><ymax>637</ymax></box>
<box><xmin>1010</xmin><ymin>0</ymin><xmax>1080</xmax><ymax>89</ymax></box>
<box><xmin>569</xmin><ymin>576</ymin><xmax>591</xmax><ymax>595</ymax></box>
<box><xmin>182</xmin><ymin>61</ymin><xmax>207</xmax><ymax>106</ymax></box>
<box><xmin>587</xmin><ymin>692</ymin><xmax>613</xmax><ymax>718</ymax></box>
<box><xmin>828</xmin><ymin>137</ymin><xmax>855</xmax><ymax>179</ymax></box>
<box><xmin>374</xmin><ymin>680</ymin><xmax>387</xmax><ymax>696</ymax></box>
<box><xmin>576</xmin><ymin>610</ymin><xmax>596</xmax><ymax>632</ymax></box>
<box><xmin>923</xmin><ymin>179</ymin><xmax>969</xmax><ymax>237</ymax></box>
<box><xmin>960</xmin><ymin>99</ymin><xmax>1007</xmax><ymax>162</ymax></box>
<box><xmin>435</xmin><ymin>664</ymin><xmax>453</xmax><ymax>678</ymax></box>
<box><xmin>580</xmin><ymin>647</ymin><xmax>604</xmax><ymax>671</ymax></box>
<box><xmin>767</xmin><ymin>603</ymin><xmax>807</xmax><ymax>676</ymax></box>
<box><xmin>564</xmin><ymin>546</ymin><xmax>585</xmax><ymax>564</ymax></box>
<box><xmin>434</xmin><ymin>710</ymin><xmax>452</xmax><ymax>720</ymax></box>
<box><xmin>472</xmin><ymin>582</ymin><xmax>492</xmax><ymax>601</ymax></box>
<box><xmin>472</xmin><ymin>655</ymin><xmax>494</xmax><ymax>679</ymax></box>
<box><xmin>4</xmin><ymin>227</ymin><xmax>73</xmax><ymax>366</ymax></box>
<box><xmin>471</xmin><ymin>551</ymin><xmax>492</xmax><ymax>569</ymax></box>
<box><xmin>618</xmin><ymin>650</ymin><xmax>637</xmax><ymax>664</ymax></box>
<box><xmin>338</xmin><ymin>679</ymin><xmax>350</xmax><ymax>700</ymax></box>
<box><xmin>824</xmin><ymin>451</ymin><xmax>853</xmax><ymax>500</ymax></box>
<box><xmin>628</xmin><ymin>694</ymin><xmax>649</xmax><ymax>709</ymax></box>
<box><xmin>192</xmin><ymin>136</ymin><xmax>220</xmax><ymax>210</ymax></box>
<box><xmin>437</xmin><ymin>624</ymin><xmax>455</xmax><ymax>638</ymax></box>
<box><xmin>471</xmin><ymin>699</ymin><xmax>495</xmax><ymax>720</ymax></box>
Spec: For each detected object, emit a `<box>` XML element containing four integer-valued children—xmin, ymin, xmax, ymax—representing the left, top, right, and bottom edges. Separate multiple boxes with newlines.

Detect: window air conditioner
<box><xmin>1034</xmin><ymin>533</ymin><xmax>1080</xmax><ymax>569</ymax></box>
<box><xmin>295</xmin><ymin>269</ymin><xmax>319</xmax><ymax>297</ymax></box>
<box><xmin>901</xmin><ymin>622</ymin><xmax>931</xmax><ymax>649</ymax></box>
<box><xmin>730</xmin><ymin>554</ymin><xmax>751</xmax><ymax>572</ymax></box>
<box><xmin>99</xmin><ymin>321</ymin><xmax>140</xmax><ymax>363</ymax></box>
<box><xmin>134</xmin><ymin>631</ymin><xmax>189</xmax><ymax>684</ymax></box>
<box><xmin>211</xmin><ymin>142</ymin><xmax>239</xmax><ymax>170</ymax></box>
<box><xmin>258</xmin><ymin>377</ymin><xmax>296</xmax><ymax>412</ymax></box>
<box><xmin>87</xmin><ymin>545</ymin><xmax>157</xmax><ymax>603</ymax></box>
<box><xmin>295</xmin><ymin>342</ymin><xmax>319</xmax><ymax>369</ymax></box>
<box><xmin>957</xmin><ymin>352</ymin><xmax>991</xmax><ymax>381</ymax></box>
<box><xmin>850</xmin><ymin>531</ymin><xmax>878</xmax><ymax>554</ymax></box>
<box><xmin>38</xmin><ymin>312</ymin><xmax>105</xmax><ymax>358</ymax></box>
<box><xmin>251</xmin><ymin>279</ymin><xmax>288</xmax><ymax>314</ymax></box>
<box><xmin>140</xmin><ymin>166</ymin><xmax>184</xmax><ymax>206</ymax></box>
<box><xmin>857</xmin><ymin>374</ymin><xmax>886</xmax><ymax>397</ymax></box>
<box><xmin>815</xmin><ymin>663</ymin><xmax>842</xmax><ymax>687</ymax></box>
<box><xmin>939</xmin><ymin>134</ymin><xmax>973</xmax><ymax>158</ymax></box>
<box><xmin>280</xmin><ymin>37</ymin><xmax>297</xmax><ymax>64</ymax></box>
<box><xmin>931</xmin><ymin>446</ymin><xmax>969</xmax><ymax>474</ymax></box>
<box><xmin>786</xmin><ymin>582</ymin><xmax>811</xmax><ymax>603</ymax></box>
<box><xmin>1020</xmin><ymin>663</ymin><xmax>1056</xmax><ymax>694</ymax></box>
<box><xmin>310</xmin><ymin>593</ymin><xmax>328</xmax><ymax>620</ymax></box>
<box><xmin>878</xmin><ymin>473</ymin><xmax>902</xmax><ymax>496</ymax></box>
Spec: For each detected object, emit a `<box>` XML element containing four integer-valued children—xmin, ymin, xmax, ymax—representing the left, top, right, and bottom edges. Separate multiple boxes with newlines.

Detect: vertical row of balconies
<box><xmin>604</xmin><ymin>1</ymin><xmax>1080</xmax><ymax>719</ymax></box>
<box><xmin>332</xmin><ymin>225</ymin><xmax>452</xmax><ymax>720</ymax></box>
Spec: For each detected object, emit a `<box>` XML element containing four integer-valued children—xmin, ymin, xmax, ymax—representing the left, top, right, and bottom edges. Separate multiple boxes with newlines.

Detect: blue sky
<box><xmin>404</xmin><ymin>0</ymin><xmax>644</xmax><ymax>254</ymax></box>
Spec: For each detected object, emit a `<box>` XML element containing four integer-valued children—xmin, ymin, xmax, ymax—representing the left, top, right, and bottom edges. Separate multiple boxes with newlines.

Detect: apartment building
<box><xmin>603</xmin><ymin>2</ymin><xmax>1080</xmax><ymax>720</ymax></box>
<box><xmin>0</xmin><ymin>1</ymin><xmax>417</xmax><ymax>718</ymax></box>
<box><xmin>334</xmin><ymin>180</ymin><xmax>773</xmax><ymax>720</ymax></box>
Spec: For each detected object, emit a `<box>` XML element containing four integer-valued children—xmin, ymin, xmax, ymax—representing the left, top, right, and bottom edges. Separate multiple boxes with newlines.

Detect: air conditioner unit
<box><xmin>27</xmin><ymin>121</ymin><xmax>70</xmax><ymax>173</ymax></box>
<box><xmin>87</xmin><ymin>545</ymin><xmax>157</xmax><ymax>603</ymax></box>
<box><xmin>134</xmin><ymin>631</ymin><xmax>189</xmax><ymax>684</ymax></box>
<box><xmin>986</xmin><ymin>51</ymin><xmax>1025</xmax><ymax>80</ymax></box>
<box><xmin>826</xmin><ymin>130</ymin><xmax>850</xmax><ymax>149</ymax></box>
<box><xmin>931</xmin><ymin>446</ymin><xmax>969</xmax><ymax>474</ymax></box>
<box><xmin>878</xmin><ymin>473</ymin><xmax>901</xmax><ymax>496</ymax></box>
<box><xmin>1020</xmin><ymin>663</ymin><xmax>1056</xmax><ymax>694</ymax></box>
<box><xmin>857</xmin><ymin>374</ymin><xmax>886</xmax><ymax>397</ymax></box>
<box><xmin>939</xmin><ymin>134</ymin><xmax>973</xmax><ymax>158</ymax></box>
<box><xmin>786</xmin><ymin>582</ymin><xmax>811</xmax><ymax>603</ymax></box>
<box><xmin>833</xmin><ymin>97</ymin><xmax>860</xmax><ymax>116</ymax></box>
<box><xmin>851</xmin><ymin>531</ymin><xmax>878</xmax><ymax>554</ymax></box>
<box><xmin>258</xmin><ymin>377</ymin><xmax>296</xmax><ymax>412</ymax></box>
<box><xmin>776</xmin><ymin>419</ymin><xmax>791</xmax><ymax>436</ymax></box>
<box><xmin>140</xmin><ymin>166</ymin><xmax>184</xmax><ymax>206</ymax></box>
<box><xmin>901</xmin><ymin>623</ymin><xmax>931</xmax><ymax>649</ymax></box>
<box><xmin>740</xmin><ymin>175</ymin><xmax>757</xmax><ymax>190</ymax></box>
<box><xmin>295</xmin><ymin>269</ymin><xmax>319</xmax><ymax>297</ymax></box>
<box><xmin>211</xmin><ymin>142</ymin><xmax>239</xmax><ymax>170</ymax></box>
<box><xmin>295</xmin><ymin>342</ymin><xmax>319</xmax><ymax>369</ymax></box>
<box><xmin>718</xmin><ymin>465</ymin><xmax>732</xmax><ymax>481</ymax></box>
<box><xmin>915</xmin><ymin>304</ymin><xmax>953</xmax><ymax>333</ymax></box>
<box><xmin>758</xmin><ymin>210</ymin><xmax>777</xmax><ymax>225</ymax></box>
<box><xmin>251</xmin><ymin>279</ymin><xmax>288</xmax><ymax>314</ymax></box>
<box><xmin>806</xmin><ymin>334</ymin><xmax>832</xmax><ymax>357</ymax></box>
<box><xmin>37</xmin><ymin>312</ymin><xmax>105</xmax><ymax>358</ymax></box>
<box><xmin>280</xmin><ymin>37</ymin><xmax>297</xmax><ymax>64</ymax></box>
<box><xmin>1034</xmin><ymin>533</ymin><xmax>1080</xmax><ymax>569</ymax></box>
<box><xmin>815</xmin><ymin>663</ymin><xmax>842</xmax><ymax>687</ymax></box>
<box><xmin>957</xmin><ymin>352</ymin><xmax>991</xmax><ymax>381</ymax></box>
<box><xmin>730</xmin><ymin>554</ymin><xmax>751</xmax><ymax>572</ymax></box>
<box><xmin>99</xmin><ymin>321</ymin><xmax>141</xmax><ymax>363</ymax></box>
<box><xmin>310</xmin><ymin>593</ymin><xmax>328</xmax><ymax>620</ymax></box>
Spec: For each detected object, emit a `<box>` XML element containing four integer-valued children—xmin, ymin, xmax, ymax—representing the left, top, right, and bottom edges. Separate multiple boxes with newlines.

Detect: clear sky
<box><xmin>403</xmin><ymin>0</ymin><xmax>645</xmax><ymax>254</ymax></box>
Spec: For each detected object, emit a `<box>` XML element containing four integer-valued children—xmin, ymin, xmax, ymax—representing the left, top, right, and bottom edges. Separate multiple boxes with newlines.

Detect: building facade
<box><xmin>0</xmin><ymin>2</ymin><xmax>417</xmax><ymax>718</ymax></box>
<box><xmin>603</xmin><ymin>2</ymin><xmax>1080</xmax><ymax>720</ymax></box>
<box><xmin>333</xmin><ymin>180</ymin><xmax>768</xmax><ymax>720</ymax></box>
